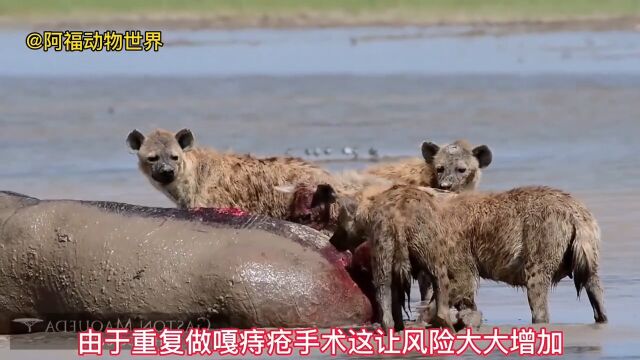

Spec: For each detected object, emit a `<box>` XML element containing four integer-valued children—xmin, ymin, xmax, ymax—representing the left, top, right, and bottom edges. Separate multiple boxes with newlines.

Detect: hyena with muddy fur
<box><xmin>360</xmin><ymin>140</ymin><xmax>492</xmax><ymax>302</ymax></box>
<box><xmin>287</xmin><ymin>140</ymin><xmax>492</xmax><ymax>233</ymax></box>
<box><xmin>363</xmin><ymin>140</ymin><xmax>492</xmax><ymax>191</ymax></box>
<box><xmin>320</xmin><ymin>184</ymin><xmax>607</xmax><ymax>331</ymax></box>
<box><xmin>280</xmin><ymin>171</ymin><xmax>393</xmax><ymax>232</ymax></box>
<box><xmin>126</xmin><ymin>128</ymin><xmax>336</xmax><ymax>219</ymax></box>
<box><xmin>313</xmin><ymin>184</ymin><xmax>463</xmax><ymax>331</ymax></box>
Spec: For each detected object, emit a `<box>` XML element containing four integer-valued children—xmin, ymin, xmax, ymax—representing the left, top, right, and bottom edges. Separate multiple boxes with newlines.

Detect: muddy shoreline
<box><xmin>2</xmin><ymin>14</ymin><xmax>640</xmax><ymax>33</ymax></box>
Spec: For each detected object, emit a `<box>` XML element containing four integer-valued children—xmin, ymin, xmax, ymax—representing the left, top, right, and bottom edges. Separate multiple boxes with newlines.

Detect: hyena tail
<box><xmin>571</xmin><ymin>216</ymin><xmax>601</xmax><ymax>297</ymax></box>
<box><xmin>390</xmin><ymin>224</ymin><xmax>412</xmax><ymax>316</ymax></box>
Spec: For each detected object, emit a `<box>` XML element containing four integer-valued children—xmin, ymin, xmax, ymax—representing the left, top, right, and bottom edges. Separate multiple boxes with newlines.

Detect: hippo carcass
<box><xmin>0</xmin><ymin>191</ymin><xmax>372</xmax><ymax>334</ymax></box>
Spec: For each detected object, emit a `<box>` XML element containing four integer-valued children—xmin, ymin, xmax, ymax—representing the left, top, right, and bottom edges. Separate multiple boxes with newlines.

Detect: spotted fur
<box><xmin>362</xmin><ymin>140</ymin><xmax>492</xmax><ymax>192</ymax></box>
<box><xmin>328</xmin><ymin>184</ymin><xmax>607</xmax><ymax>330</ymax></box>
<box><xmin>127</xmin><ymin>128</ymin><xmax>335</xmax><ymax>219</ymax></box>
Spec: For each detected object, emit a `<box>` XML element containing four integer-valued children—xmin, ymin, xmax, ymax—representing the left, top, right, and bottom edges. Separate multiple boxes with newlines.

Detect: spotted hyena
<box><xmin>280</xmin><ymin>139</ymin><xmax>492</xmax><ymax>315</ymax></box>
<box><xmin>126</xmin><ymin>128</ymin><xmax>335</xmax><ymax>219</ymax></box>
<box><xmin>278</xmin><ymin>171</ymin><xmax>393</xmax><ymax>234</ymax></box>
<box><xmin>363</xmin><ymin>140</ymin><xmax>492</xmax><ymax>192</ymax></box>
<box><xmin>309</xmin><ymin>182</ymin><xmax>465</xmax><ymax>330</ymax></box>
<box><xmin>285</xmin><ymin>140</ymin><xmax>492</xmax><ymax>233</ymax></box>
<box><xmin>312</xmin><ymin>140</ymin><xmax>491</xmax><ymax>303</ymax></box>
<box><xmin>322</xmin><ymin>183</ymin><xmax>608</xmax><ymax>330</ymax></box>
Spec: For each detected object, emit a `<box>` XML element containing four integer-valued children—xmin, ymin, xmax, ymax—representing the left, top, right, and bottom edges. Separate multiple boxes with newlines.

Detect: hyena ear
<box><xmin>310</xmin><ymin>184</ymin><xmax>337</xmax><ymax>208</ymax></box>
<box><xmin>421</xmin><ymin>141</ymin><xmax>440</xmax><ymax>163</ymax></box>
<box><xmin>338</xmin><ymin>197</ymin><xmax>358</xmax><ymax>222</ymax></box>
<box><xmin>472</xmin><ymin>145</ymin><xmax>492</xmax><ymax>168</ymax></box>
<box><xmin>175</xmin><ymin>129</ymin><xmax>195</xmax><ymax>151</ymax></box>
<box><xmin>126</xmin><ymin>129</ymin><xmax>145</xmax><ymax>151</ymax></box>
<box><xmin>340</xmin><ymin>197</ymin><xmax>358</xmax><ymax>217</ymax></box>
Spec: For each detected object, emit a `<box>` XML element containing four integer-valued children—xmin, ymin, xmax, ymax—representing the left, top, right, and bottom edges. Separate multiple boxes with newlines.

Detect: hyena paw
<box><xmin>381</xmin><ymin>313</ymin><xmax>395</xmax><ymax>331</ymax></box>
<box><xmin>454</xmin><ymin>309</ymin><xmax>483</xmax><ymax>332</ymax></box>
<box><xmin>429</xmin><ymin>313</ymin><xmax>455</xmax><ymax>332</ymax></box>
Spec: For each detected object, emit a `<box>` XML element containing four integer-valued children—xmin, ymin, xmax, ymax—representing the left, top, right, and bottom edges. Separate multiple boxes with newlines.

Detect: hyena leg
<box><xmin>372</xmin><ymin>238</ymin><xmax>394</xmax><ymax>331</ymax></box>
<box><xmin>430</xmin><ymin>265</ymin><xmax>455</xmax><ymax>330</ymax></box>
<box><xmin>584</xmin><ymin>273</ymin><xmax>608</xmax><ymax>323</ymax></box>
<box><xmin>418</xmin><ymin>271</ymin><xmax>433</xmax><ymax>302</ymax></box>
<box><xmin>391</xmin><ymin>281</ymin><xmax>405</xmax><ymax>332</ymax></box>
<box><xmin>525</xmin><ymin>267</ymin><xmax>551</xmax><ymax>323</ymax></box>
<box><xmin>450</xmin><ymin>268</ymin><xmax>478</xmax><ymax>311</ymax></box>
<box><xmin>450</xmin><ymin>270</ymin><xmax>480</xmax><ymax>331</ymax></box>
<box><xmin>416</xmin><ymin>271</ymin><xmax>436</xmax><ymax>324</ymax></box>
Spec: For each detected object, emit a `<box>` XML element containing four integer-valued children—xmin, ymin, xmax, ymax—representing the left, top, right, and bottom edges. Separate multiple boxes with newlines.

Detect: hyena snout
<box><xmin>438</xmin><ymin>179</ymin><xmax>453</xmax><ymax>190</ymax></box>
<box><xmin>151</xmin><ymin>163</ymin><xmax>176</xmax><ymax>184</ymax></box>
<box><xmin>437</xmin><ymin>171</ymin><xmax>469</xmax><ymax>192</ymax></box>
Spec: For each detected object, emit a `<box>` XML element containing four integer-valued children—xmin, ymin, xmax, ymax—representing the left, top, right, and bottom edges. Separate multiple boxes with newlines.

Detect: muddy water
<box><xmin>0</xmin><ymin>27</ymin><xmax>639</xmax><ymax>358</ymax></box>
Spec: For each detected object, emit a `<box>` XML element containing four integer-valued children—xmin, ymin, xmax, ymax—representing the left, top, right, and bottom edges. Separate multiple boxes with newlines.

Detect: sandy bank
<box><xmin>1</xmin><ymin>13</ymin><xmax>640</xmax><ymax>33</ymax></box>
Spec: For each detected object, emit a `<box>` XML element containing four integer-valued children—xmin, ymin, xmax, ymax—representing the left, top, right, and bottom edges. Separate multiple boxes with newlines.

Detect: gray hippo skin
<box><xmin>0</xmin><ymin>191</ymin><xmax>372</xmax><ymax>334</ymax></box>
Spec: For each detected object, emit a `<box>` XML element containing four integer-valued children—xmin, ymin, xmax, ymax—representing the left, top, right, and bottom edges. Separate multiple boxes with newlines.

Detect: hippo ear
<box><xmin>472</xmin><ymin>145</ymin><xmax>492</xmax><ymax>168</ymax></box>
<box><xmin>175</xmin><ymin>129</ymin><xmax>195</xmax><ymax>151</ymax></box>
<box><xmin>126</xmin><ymin>130</ymin><xmax>145</xmax><ymax>151</ymax></box>
<box><xmin>421</xmin><ymin>141</ymin><xmax>440</xmax><ymax>163</ymax></box>
<box><xmin>310</xmin><ymin>184</ymin><xmax>337</xmax><ymax>208</ymax></box>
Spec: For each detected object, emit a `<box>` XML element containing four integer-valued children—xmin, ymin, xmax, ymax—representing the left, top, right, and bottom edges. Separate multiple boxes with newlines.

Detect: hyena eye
<box><xmin>147</xmin><ymin>155</ymin><xmax>159</xmax><ymax>162</ymax></box>
<box><xmin>457</xmin><ymin>167</ymin><xmax>467</xmax><ymax>174</ymax></box>
<box><xmin>436</xmin><ymin>166</ymin><xmax>444</xmax><ymax>173</ymax></box>
<box><xmin>170</xmin><ymin>155</ymin><xmax>179</xmax><ymax>161</ymax></box>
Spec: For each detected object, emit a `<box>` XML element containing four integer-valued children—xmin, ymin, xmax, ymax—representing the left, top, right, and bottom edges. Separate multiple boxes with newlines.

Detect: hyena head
<box><xmin>126</xmin><ymin>128</ymin><xmax>195</xmax><ymax>185</ymax></box>
<box><xmin>421</xmin><ymin>140</ymin><xmax>492</xmax><ymax>192</ymax></box>
<box><xmin>310</xmin><ymin>184</ymin><xmax>364</xmax><ymax>252</ymax></box>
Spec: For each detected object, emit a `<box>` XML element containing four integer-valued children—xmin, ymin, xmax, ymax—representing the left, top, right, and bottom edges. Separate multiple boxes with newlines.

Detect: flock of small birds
<box><xmin>285</xmin><ymin>146</ymin><xmax>380</xmax><ymax>160</ymax></box>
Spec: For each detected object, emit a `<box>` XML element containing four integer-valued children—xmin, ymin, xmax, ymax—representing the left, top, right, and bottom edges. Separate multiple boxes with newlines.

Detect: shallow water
<box><xmin>2</xmin><ymin>27</ymin><xmax>640</xmax><ymax>76</ymax></box>
<box><xmin>0</xmin><ymin>27</ymin><xmax>639</xmax><ymax>358</ymax></box>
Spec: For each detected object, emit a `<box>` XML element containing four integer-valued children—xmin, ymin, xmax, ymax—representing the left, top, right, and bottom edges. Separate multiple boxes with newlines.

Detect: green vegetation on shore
<box><xmin>1</xmin><ymin>0</ymin><xmax>640</xmax><ymax>27</ymax></box>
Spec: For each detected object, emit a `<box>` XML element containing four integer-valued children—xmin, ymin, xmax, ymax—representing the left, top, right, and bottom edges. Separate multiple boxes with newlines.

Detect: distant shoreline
<box><xmin>1</xmin><ymin>14</ymin><xmax>639</xmax><ymax>32</ymax></box>
<box><xmin>1</xmin><ymin>0</ymin><xmax>640</xmax><ymax>32</ymax></box>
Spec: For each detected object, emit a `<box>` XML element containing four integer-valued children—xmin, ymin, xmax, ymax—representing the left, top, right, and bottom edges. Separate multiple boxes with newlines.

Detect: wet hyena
<box><xmin>317</xmin><ymin>185</ymin><xmax>464</xmax><ymax>331</ymax></box>
<box><xmin>321</xmin><ymin>184</ymin><xmax>607</xmax><ymax>330</ymax></box>
<box><xmin>277</xmin><ymin>171</ymin><xmax>393</xmax><ymax>234</ymax></box>
<box><xmin>285</xmin><ymin>140</ymin><xmax>492</xmax><ymax>233</ymax></box>
<box><xmin>126</xmin><ymin>128</ymin><xmax>335</xmax><ymax>219</ymax></box>
<box><xmin>362</xmin><ymin>140</ymin><xmax>492</xmax><ymax>303</ymax></box>
<box><xmin>362</xmin><ymin>140</ymin><xmax>492</xmax><ymax>192</ymax></box>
